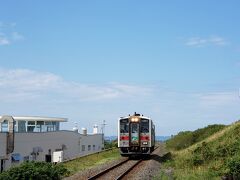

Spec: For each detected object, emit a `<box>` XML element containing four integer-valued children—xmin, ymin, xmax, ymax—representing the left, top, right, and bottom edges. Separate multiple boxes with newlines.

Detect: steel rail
<box><xmin>115</xmin><ymin>159</ymin><xmax>142</xmax><ymax>180</ymax></box>
<box><xmin>87</xmin><ymin>158</ymin><xmax>129</xmax><ymax>180</ymax></box>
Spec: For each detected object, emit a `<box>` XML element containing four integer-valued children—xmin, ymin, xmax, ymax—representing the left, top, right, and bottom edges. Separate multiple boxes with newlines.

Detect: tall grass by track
<box><xmin>159</xmin><ymin>122</ymin><xmax>240</xmax><ymax>179</ymax></box>
<box><xmin>63</xmin><ymin>148</ymin><xmax>121</xmax><ymax>176</ymax></box>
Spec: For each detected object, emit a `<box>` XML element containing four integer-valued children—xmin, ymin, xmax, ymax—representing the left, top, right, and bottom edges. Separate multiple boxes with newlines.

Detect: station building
<box><xmin>0</xmin><ymin>115</ymin><xmax>103</xmax><ymax>172</ymax></box>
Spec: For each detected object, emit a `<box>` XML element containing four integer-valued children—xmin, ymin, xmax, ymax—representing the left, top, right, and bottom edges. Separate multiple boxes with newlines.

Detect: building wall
<box><xmin>0</xmin><ymin>131</ymin><xmax>103</xmax><ymax>170</ymax></box>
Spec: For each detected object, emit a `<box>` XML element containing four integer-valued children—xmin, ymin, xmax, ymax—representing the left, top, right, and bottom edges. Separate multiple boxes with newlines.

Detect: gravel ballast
<box><xmin>65</xmin><ymin>143</ymin><xmax>167</xmax><ymax>180</ymax></box>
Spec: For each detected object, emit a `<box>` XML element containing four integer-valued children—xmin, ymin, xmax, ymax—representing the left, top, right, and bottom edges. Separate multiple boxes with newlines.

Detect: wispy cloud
<box><xmin>0</xmin><ymin>33</ymin><xmax>10</xmax><ymax>45</ymax></box>
<box><xmin>185</xmin><ymin>36</ymin><xmax>228</xmax><ymax>47</ymax></box>
<box><xmin>198</xmin><ymin>92</ymin><xmax>238</xmax><ymax>107</ymax></box>
<box><xmin>0</xmin><ymin>67</ymin><xmax>239</xmax><ymax>135</ymax></box>
<box><xmin>0</xmin><ymin>21</ymin><xmax>24</xmax><ymax>46</ymax></box>
<box><xmin>0</xmin><ymin>68</ymin><xmax>152</xmax><ymax>102</ymax></box>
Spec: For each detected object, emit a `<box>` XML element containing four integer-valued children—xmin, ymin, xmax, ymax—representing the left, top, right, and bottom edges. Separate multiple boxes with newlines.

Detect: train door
<box><xmin>130</xmin><ymin>123</ymin><xmax>140</xmax><ymax>146</ymax></box>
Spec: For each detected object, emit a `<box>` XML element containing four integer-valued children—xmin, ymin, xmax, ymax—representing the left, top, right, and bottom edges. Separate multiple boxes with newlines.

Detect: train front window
<box><xmin>131</xmin><ymin>123</ymin><xmax>139</xmax><ymax>133</ymax></box>
<box><xmin>141</xmin><ymin>119</ymin><xmax>149</xmax><ymax>133</ymax></box>
<box><xmin>120</xmin><ymin>119</ymin><xmax>129</xmax><ymax>133</ymax></box>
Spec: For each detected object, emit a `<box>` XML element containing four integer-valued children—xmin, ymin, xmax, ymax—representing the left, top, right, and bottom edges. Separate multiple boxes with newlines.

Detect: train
<box><xmin>118</xmin><ymin>112</ymin><xmax>155</xmax><ymax>156</ymax></box>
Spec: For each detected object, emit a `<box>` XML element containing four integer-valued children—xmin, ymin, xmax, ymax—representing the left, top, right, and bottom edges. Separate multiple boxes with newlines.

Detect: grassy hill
<box><xmin>160</xmin><ymin>122</ymin><xmax>240</xmax><ymax>179</ymax></box>
<box><xmin>166</xmin><ymin>124</ymin><xmax>226</xmax><ymax>151</ymax></box>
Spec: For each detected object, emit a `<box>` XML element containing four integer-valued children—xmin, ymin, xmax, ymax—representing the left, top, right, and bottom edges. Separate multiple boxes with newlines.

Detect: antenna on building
<box><xmin>101</xmin><ymin>120</ymin><xmax>107</xmax><ymax>135</ymax></box>
<box><xmin>73</xmin><ymin>122</ymin><xmax>78</xmax><ymax>133</ymax></box>
<box><xmin>101</xmin><ymin>120</ymin><xmax>107</xmax><ymax>149</ymax></box>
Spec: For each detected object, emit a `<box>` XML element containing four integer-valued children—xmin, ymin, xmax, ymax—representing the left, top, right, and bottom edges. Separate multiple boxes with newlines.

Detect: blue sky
<box><xmin>0</xmin><ymin>1</ymin><xmax>240</xmax><ymax>135</ymax></box>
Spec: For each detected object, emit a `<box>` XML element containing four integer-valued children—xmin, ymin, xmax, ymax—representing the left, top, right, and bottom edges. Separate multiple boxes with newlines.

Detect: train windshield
<box><xmin>120</xmin><ymin>119</ymin><xmax>129</xmax><ymax>133</ymax></box>
<box><xmin>131</xmin><ymin>123</ymin><xmax>139</xmax><ymax>133</ymax></box>
<box><xmin>141</xmin><ymin>119</ymin><xmax>149</xmax><ymax>133</ymax></box>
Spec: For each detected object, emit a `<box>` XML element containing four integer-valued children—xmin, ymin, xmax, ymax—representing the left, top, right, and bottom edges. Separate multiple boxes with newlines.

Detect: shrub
<box><xmin>0</xmin><ymin>161</ymin><xmax>69</xmax><ymax>180</ymax></box>
<box><xmin>104</xmin><ymin>139</ymin><xmax>117</xmax><ymax>149</ymax></box>
<box><xmin>226</xmin><ymin>156</ymin><xmax>240</xmax><ymax>178</ymax></box>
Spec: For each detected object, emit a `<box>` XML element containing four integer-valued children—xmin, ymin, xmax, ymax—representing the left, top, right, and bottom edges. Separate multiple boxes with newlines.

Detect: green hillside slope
<box><xmin>166</xmin><ymin>124</ymin><xmax>226</xmax><ymax>151</ymax></box>
<box><xmin>161</xmin><ymin>122</ymin><xmax>240</xmax><ymax>179</ymax></box>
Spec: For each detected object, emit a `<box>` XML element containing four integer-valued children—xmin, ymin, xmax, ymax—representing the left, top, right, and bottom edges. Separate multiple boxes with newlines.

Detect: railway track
<box><xmin>87</xmin><ymin>147</ymin><xmax>160</xmax><ymax>180</ymax></box>
<box><xmin>87</xmin><ymin>158</ymin><xmax>142</xmax><ymax>180</ymax></box>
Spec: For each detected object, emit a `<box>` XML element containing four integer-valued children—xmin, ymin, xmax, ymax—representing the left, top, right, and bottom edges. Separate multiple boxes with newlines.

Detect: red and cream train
<box><xmin>118</xmin><ymin>112</ymin><xmax>155</xmax><ymax>156</ymax></box>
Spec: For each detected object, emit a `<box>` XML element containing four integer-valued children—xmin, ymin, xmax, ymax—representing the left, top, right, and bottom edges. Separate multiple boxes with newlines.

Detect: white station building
<box><xmin>0</xmin><ymin>115</ymin><xmax>103</xmax><ymax>172</ymax></box>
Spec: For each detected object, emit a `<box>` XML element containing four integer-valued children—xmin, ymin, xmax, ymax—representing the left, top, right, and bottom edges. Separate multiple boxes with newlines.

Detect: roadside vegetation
<box><xmin>104</xmin><ymin>139</ymin><xmax>118</xmax><ymax>149</ymax></box>
<box><xmin>159</xmin><ymin>122</ymin><xmax>240</xmax><ymax>179</ymax></box>
<box><xmin>64</xmin><ymin>141</ymin><xmax>120</xmax><ymax>176</ymax></box>
<box><xmin>0</xmin><ymin>161</ymin><xmax>69</xmax><ymax>180</ymax></box>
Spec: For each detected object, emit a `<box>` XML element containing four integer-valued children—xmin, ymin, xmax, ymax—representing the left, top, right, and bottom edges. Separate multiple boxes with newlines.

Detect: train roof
<box><xmin>118</xmin><ymin>115</ymin><xmax>152</xmax><ymax>121</ymax></box>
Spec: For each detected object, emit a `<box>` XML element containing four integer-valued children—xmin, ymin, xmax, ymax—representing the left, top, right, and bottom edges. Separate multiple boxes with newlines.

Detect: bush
<box><xmin>0</xmin><ymin>161</ymin><xmax>69</xmax><ymax>180</ymax></box>
<box><xmin>104</xmin><ymin>139</ymin><xmax>117</xmax><ymax>149</ymax></box>
<box><xmin>226</xmin><ymin>156</ymin><xmax>240</xmax><ymax>178</ymax></box>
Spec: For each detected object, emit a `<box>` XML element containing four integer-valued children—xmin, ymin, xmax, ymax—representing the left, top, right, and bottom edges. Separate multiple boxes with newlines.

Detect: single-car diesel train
<box><xmin>118</xmin><ymin>112</ymin><xmax>155</xmax><ymax>156</ymax></box>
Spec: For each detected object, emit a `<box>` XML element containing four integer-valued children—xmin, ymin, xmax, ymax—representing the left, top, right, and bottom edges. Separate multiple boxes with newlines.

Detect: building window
<box><xmin>82</xmin><ymin>145</ymin><xmax>85</xmax><ymax>151</ymax></box>
<box><xmin>14</xmin><ymin>121</ymin><xmax>18</xmax><ymax>132</ymax></box>
<box><xmin>1</xmin><ymin>120</ymin><xmax>8</xmax><ymax>132</ymax></box>
<box><xmin>35</xmin><ymin>121</ymin><xmax>44</xmax><ymax>132</ymax></box>
<box><xmin>17</xmin><ymin>121</ymin><xmax>60</xmax><ymax>133</ymax></box>
<box><xmin>18</xmin><ymin>121</ymin><xmax>26</xmax><ymax>132</ymax></box>
<box><xmin>56</xmin><ymin>122</ymin><xmax>60</xmax><ymax>131</ymax></box>
<box><xmin>27</xmin><ymin>121</ymin><xmax>35</xmax><ymax>132</ymax></box>
<box><xmin>93</xmin><ymin>145</ymin><xmax>95</xmax><ymax>151</ymax></box>
<box><xmin>88</xmin><ymin>145</ymin><xmax>91</xmax><ymax>151</ymax></box>
<box><xmin>45</xmin><ymin>122</ymin><xmax>55</xmax><ymax>132</ymax></box>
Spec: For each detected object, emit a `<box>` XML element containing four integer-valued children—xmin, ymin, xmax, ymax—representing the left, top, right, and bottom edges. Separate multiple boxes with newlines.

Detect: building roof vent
<box><xmin>93</xmin><ymin>124</ymin><xmax>98</xmax><ymax>134</ymax></box>
<box><xmin>82</xmin><ymin>128</ymin><xmax>87</xmax><ymax>135</ymax></box>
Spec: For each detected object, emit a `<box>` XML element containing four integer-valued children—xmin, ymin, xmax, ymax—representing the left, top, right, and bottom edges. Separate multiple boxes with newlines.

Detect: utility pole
<box><xmin>101</xmin><ymin>120</ymin><xmax>107</xmax><ymax>149</ymax></box>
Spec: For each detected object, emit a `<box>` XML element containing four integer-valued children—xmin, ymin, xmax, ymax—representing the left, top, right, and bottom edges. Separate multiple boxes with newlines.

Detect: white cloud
<box><xmin>0</xmin><ymin>21</ymin><xmax>24</xmax><ymax>46</ymax></box>
<box><xmin>0</xmin><ymin>33</ymin><xmax>10</xmax><ymax>45</ymax></box>
<box><xmin>0</xmin><ymin>67</ymin><xmax>239</xmax><ymax>135</ymax></box>
<box><xmin>0</xmin><ymin>68</ymin><xmax>152</xmax><ymax>102</ymax></box>
<box><xmin>185</xmin><ymin>36</ymin><xmax>228</xmax><ymax>47</ymax></box>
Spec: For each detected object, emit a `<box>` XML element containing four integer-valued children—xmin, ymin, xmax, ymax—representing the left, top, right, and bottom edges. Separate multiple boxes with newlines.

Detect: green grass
<box><xmin>158</xmin><ymin>121</ymin><xmax>240</xmax><ymax>179</ymax></box>
<box><xmin>166</xmin><ymin>124</ymin><xmax>226</xmax><ymax>151</ymax></box>
<box><xmin>63</xmin><ymin>148</ymin><xmax>121</xmax><ymax>176</ymax></box>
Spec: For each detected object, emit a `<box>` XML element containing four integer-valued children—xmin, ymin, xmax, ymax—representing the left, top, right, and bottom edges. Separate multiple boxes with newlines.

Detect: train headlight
<box><xmin>131</xmin><ymin>117</ymin><xmax>139</xmax><ymax>122</ymax></box>
<box><xmin>142</xmin><ymin>141</ymin><xmax>148</xmax><ymax>145</ymax></box>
